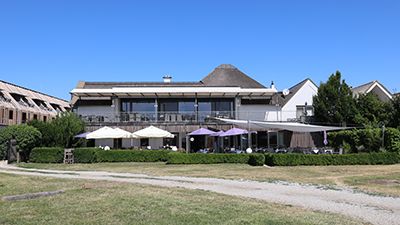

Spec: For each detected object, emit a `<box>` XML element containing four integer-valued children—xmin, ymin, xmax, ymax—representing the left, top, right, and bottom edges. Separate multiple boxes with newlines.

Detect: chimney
<box><xmin>270</xmin><ymin>81</ymin><xmax>276</xmax><ymax>90</ymax></box>
<box><xmin>163</xmin><ymin>75</ymin><xmax>172</xmax><ymax>83</ymax></box>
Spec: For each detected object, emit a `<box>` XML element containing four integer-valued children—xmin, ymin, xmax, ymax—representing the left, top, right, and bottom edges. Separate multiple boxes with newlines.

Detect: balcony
<box><xmin>79</xmin><ymin>111</ymin><xmax>236</xmax><ymax>125</ymax></box>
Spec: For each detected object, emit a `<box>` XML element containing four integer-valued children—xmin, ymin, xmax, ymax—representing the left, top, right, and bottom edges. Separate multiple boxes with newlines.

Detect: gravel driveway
<box><xmin>1</xmin><ymin>164</ymin><xmax>399</xmax><ymax>225</ymax></box>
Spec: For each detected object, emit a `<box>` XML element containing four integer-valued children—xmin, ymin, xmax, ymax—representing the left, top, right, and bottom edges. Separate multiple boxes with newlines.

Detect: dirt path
<box><xmin>1</xmin><ymin>164</ymin><xmax>399</xmax><ymax>225</ymax></box>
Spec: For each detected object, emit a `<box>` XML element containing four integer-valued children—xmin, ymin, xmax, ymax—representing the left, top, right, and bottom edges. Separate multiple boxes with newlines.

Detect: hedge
<box><xmin>264</xmin><ymin>152</ymin><xmax>400</xmax><ymax>166</ymax></box>
<box><xmin>248</xmin><ymin>154</ymin><xmax>265</xmax><ymax>166</ymax></box>
<box><xmin>95</xmin><ymin>150</ymin><xmax>171</xmax><ymax>163</ymax></box>
<box><xmin>74</xmin><ymin>148</ymin><xmax>99</xmax><ymax>163</ymax></box>
<box><xmin>29</xmin><ymin>147</ymin><xmax>64</xmax><ymax>163</ymax></box>
<box><xmin>166</xmin><ymin>153</ymin><xmax>251</xmax><ymax>165</ymax></box>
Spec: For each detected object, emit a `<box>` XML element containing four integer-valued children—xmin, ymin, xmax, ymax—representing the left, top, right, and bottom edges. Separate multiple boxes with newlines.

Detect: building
<box><xmin>351</xmin><ymin>80</ymin><xmax>393</xmax><ymax>102</ymax></box>
<box><xmin>70</xmin><ymin>64</ymin><xmax>317</xmax><ymax>150</ymax></box>
<box><xmin>0</xmin><ymin>80</ymin><xmax>70</xmax><ymax>127</ymax></box>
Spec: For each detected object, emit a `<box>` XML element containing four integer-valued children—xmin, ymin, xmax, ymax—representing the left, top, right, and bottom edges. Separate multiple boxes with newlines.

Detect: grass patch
<box><xmin>18</xmin><ymin>162</ymin><xmax>400</xmax><ymax>197</ymax></box>
<box><xmin>0</xmin><ymin>173</ymin><xmax>366</xmax><ymax>225</ymax></box>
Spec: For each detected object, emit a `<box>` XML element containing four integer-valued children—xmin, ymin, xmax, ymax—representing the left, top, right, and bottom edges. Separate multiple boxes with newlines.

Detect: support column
<box><xmin>186</xmin><ymin>135</ymin><xmax>190</xmax><ymax>153</ymax></box>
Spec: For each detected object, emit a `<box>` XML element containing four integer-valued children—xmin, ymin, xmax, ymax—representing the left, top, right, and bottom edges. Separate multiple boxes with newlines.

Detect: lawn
<box><xmin>0</xmin><ymin>173</ymin><xmax>366</xmax><ymax>225</ymax></box>
<box><xmin>18</xmin><ymin>162</ymin><xmax>400</xmax><ymax>197</ymax></box>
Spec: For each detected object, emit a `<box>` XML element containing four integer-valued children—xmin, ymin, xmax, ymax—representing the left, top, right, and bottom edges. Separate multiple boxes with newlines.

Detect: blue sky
<box><xmin>0</xmin><ymin>0</ymin><xmax>399</xmax><ymax>100</ymax></box>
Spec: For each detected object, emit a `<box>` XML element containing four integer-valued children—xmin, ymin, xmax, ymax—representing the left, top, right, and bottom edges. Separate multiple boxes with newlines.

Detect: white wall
<box><xmin>76</xmin><ymin>106</ymin><xmax>114</xmax><ymax>117</ymax></box>
<box><xmin>237</xmin><ymin>104</ymin><xmax>279</xmax><ymax>121</ymax></box>
<box><xmin>281</xmin><ymin>80</ymin><xmax>318</xmax><ymax>121</ymax></box>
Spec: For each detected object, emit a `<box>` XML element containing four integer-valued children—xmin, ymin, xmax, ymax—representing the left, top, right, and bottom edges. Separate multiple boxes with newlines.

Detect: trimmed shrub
<box><xmin>74</xmin><ymin>148</ymin><xmax>99</xmax><ymax>163</ymax></box>
<box><xmin>167</xmin><ymin>153</ymin><xmax>250</xmax><ymax>164</ymax></box>
<box><xmin>29</xmin><ymin>147</ymin><xmax>64</xmax><ymax>163</ymax></box>
<box><xmin>248</xmin><ymin>154</ymin><xmax>265</xmax><ymax>166</ymax></box>
<box><xmin>264</xmin><ymin>152</ymin><xmax>400</xmax><ymax>166</ymax></box>
<box><xmin>0</xmin><ymin>124</ymin><xmax>42</xmax><ymax>161</ymax></box>
<box><xmin>95</xmin><ymin>150</ymin><xmax>171</xmax><ymax>163</ymax></box>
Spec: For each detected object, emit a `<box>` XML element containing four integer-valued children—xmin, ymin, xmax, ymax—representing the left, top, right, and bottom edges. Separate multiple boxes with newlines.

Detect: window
<box><xmin>33</xmin><ymin>114</ymin><xmax>38</xmax><ymax>120</ymax></box>
<box><xmin>9</xmin><ymin>110</ymin><xmax>14</xmax><ymax>120</ymax></box>
<box><xmin>296</xmin><ymin>105</ymin><xmax>314</xmax><ymax>119</ymax></box>
<box><xmin>43</xmin><ymin>116</ymin><xmax>47</xmax><ymax>122</ymax></box>
<box><xmin>120</xmin><ymin>99</ymin><xmax>155</xmax><ymax>112</ymax></box>
<box><xmin>241</xmin><ymin>98</ymin><xmax>271</xmax><ymax>105</ymax></box>
<box><xmin>22</xmin><ymin>112</ymin><xmax>27</xmax><ymax>123</ymax></box>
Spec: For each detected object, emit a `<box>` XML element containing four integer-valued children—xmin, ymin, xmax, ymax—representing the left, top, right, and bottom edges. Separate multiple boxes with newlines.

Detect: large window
<box><xmin>120</xmin><ymin>99</ymin><xmax>155</xmax><ymax>112</ymax></box>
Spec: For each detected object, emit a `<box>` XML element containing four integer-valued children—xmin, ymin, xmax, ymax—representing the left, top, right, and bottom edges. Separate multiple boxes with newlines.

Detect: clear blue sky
<box><xmin>0</xmin><ymin>0</ymin><xmax>399</xmax><ymax>100</ymax></box>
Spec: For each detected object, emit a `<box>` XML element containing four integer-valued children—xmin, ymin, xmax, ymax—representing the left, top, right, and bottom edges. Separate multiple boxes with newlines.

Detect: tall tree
<box><xmin>354</xmin><ymin>93</ymin><xmax>392</xmax><ymax>127</ymax></box>
<box><xmin>313</xmin><ymin>71</ymin><xmax>358</xmax><ymax>126</ymax></box>
<box><xmin>389</xmin><ymin>95</ymin><xmax>400</xmax><ymax>128</ymax></box>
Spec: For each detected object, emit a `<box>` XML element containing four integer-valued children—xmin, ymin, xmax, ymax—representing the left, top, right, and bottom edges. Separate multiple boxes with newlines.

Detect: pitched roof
<box><xmin>200</xmin><ymin>64</ymin><xmax>266</xmax><ymax>88</ymax></box>
<box><xmin>273</xmin><ymin>78</ymin><xmax>317</xmax><ymax>106</ymax></box>
<box><xmin>351</xmin><ymin>80</ymin><xmax>391</xmax><ymax>95</ymax></box>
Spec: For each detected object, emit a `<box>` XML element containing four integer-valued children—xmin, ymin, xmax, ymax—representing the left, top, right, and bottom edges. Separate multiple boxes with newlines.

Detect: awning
<box><xmin>132</xmin><ymin>126</ymin><xmax>174</xmax><ymax>138</ymax></box>
<box><xmin>74</xmin><ymin>132</ymin><xmax>91</xmax><ymax>138</ymax></box>
<box><xmin>216</xmin><ymin>118</ymin><xmax>352</xmax><ymax>133</ymax></box>
<box><xmin>189</xmin><ymin>128</ymin><xmax>216</xmax><ymax>136</ymax></box>
<box><xmin>86</xmin><ymin>126</ymin><xmax>134</xmax><ymax>139</ymax></box>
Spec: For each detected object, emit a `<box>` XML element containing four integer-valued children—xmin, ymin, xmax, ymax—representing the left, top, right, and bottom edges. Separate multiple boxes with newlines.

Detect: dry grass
<box><xmin>0</xmin><ymin>173</ymin><xmax>367</xmax><ymax>225</ymax></box>
<box><xmin>18</xmin><ymin>162</ymin><xmax>400</xmax><ymax>197</ymax></box>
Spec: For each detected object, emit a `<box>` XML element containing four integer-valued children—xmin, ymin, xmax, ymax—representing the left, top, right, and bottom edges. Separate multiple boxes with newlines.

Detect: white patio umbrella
<box><xmin>132</xmin><ymin>126</ymin><xmax>174</xmax><ymax>138</ymax></box>
<box><xmin>86</xmin><ymin>126</ymin><xmax>133</xmax><ymax>139</ymax></box>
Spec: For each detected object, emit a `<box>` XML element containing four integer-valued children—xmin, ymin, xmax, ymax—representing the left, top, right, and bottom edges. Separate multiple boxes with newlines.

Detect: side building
<box><xmin>0</xmin><ymin>80</ymin><xmax>70</xmax><ymax>127</ymax></box>
<box><xmin>70</xmin><ymin>64</ymin><xmax>317</xmax><ymax>149</ymax></box>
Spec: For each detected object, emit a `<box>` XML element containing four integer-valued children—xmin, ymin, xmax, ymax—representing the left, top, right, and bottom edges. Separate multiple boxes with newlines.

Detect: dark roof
<box><xmin>351</xmin><ymin>80</ymin><xmax>392</xmax><ymax>96</ymax></box>
<box><xmin>82</xmin><ymin>81</ymin><xmax>204</xmax><ymax>89</ymax></box>
<box><xmin>201</xmin><ymin>64</ymin><xmax>266</xmax><ymax>88</ymax></box>
<box><xmin>274</xmin><ymin>78</ymin><xmax>317</xmax><ymax>106</ymax></box>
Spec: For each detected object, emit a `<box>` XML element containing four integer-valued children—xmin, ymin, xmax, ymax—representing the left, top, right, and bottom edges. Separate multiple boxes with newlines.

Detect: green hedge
<box><xmin>95</xmin><ymin>150</ymin><xmax>171</xmax><ymax>163</ymax></box>
<box><xmin>167</xmin><ymin>153</ymin><xmax>251</xmax><ymax>164</ymax></box>
<box><xmin>264</xmin><ymin>152</ymin><xmax>400</xmax><ymax>166</ymax></box>
<box><xmin>29</xmin><ymin>147</ymin><xmax>64</xmax><ymax>163</ymax></box>
<box><xmin>74</xmin><ymin>148</ymin><xmax>99</xmax><ymax>163</ymax></box>
<box><xmin>248</xmin><ymin>154</ymin><xmax>265</xmax><ymax>166</ymax></box>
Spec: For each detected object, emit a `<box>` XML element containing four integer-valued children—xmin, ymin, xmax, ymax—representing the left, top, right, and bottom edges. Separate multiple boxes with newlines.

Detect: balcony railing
<box><xmin>79</xmin><ymin>111</ymin><xmax>235</xmax><ymax>124</ymax></box>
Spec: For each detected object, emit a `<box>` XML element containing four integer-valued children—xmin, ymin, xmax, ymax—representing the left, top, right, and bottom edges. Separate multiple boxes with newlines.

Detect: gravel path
<box><xmin>1</xmin><ymin>164</ymin><xmax>399</xmax><ymax>225</ymax></box>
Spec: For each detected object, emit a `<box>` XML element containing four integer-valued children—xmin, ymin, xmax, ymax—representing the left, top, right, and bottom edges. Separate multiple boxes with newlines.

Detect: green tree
<box><xmin>389</xmin><ymin>95</ymin><xmax>400</xmax><ymax>128</ymax></box>
<box><xmin>52</xmin><ymin>112</ymin><xmax>85</xmax><ymax>148</ymax></box>
<box><xmin>354</xmin><ymin>93</ymin><xmax>392</xmax><ymax>127</ymax></box>
<box><xmin>313</xmin><ymin>71</ymin><xmax>358</xmax><ymax>126</ymax></box>
<box><xmin>28</xmin><ymin>119</ymin><xmax>57</xmax><ymax>147</ymax></box>
<box><xmin>0</xmin><ymin>124</ymin><xmax>42</xmax><ymax>161</ymax></box>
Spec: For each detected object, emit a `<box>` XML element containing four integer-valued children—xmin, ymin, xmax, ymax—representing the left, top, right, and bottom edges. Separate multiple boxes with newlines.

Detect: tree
<box><xmin>28</xmin><ymin>119</ymin><xmax>57</xmax><ymax>147</ymax></box>
<box><xmin>389</xmin><ymin>95</ymin><xmax>400</xmax><ymax>128</ymax></box>
<box><xmin>354</xmin><ymin>93</ymin><xmax>392</xmax><ymax>127</ymax></box>
<box><xmin>313</xmin><ymin>71</ymin><xmax>358</xmax><ymax>126</ymax></box>
<box><xmin>52</xmin><ymin>112</ymin><xmax>85</xmax><ymax>148</ymax></box>
<box><xmin>0</xmin><ymin>124</ymin><xmax>42</xmax><ymax>161</ymax></box>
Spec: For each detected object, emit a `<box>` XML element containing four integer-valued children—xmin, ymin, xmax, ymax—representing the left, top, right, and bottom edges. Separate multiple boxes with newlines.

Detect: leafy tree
<box><xmin>313</xmin><ymin>71</ymin><xmax>358</xmax><ymax>126</ymax></box>
<box><xmin>52</xmin><ymin>112</ymin><xmax>85</xmax><ymax>148</ymax></box>
<box><xmin>28</xmin><ymin>119</ymin><xmax>57</xmax><ymax>147</ymax></box>
<box><xmin>0</xmin><ymin>124</ymin><xmax>42</xmax><ymax>161</ymax></box>
<box><xmin>354</xmin><ymin>93</ymin><xmax>392</xmax><ymax>127</ymax></box>
<box><xmin>389</xmin><ymin>95</ymin><xmax>400</xmax><ymax>128</ymax></box>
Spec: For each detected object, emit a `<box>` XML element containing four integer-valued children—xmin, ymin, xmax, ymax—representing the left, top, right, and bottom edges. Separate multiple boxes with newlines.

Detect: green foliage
<box><xmin>0</xmin><ymin>125</ymin><xmax>42</xmax><ymax>161</ymax></box>
<box><xmin>264</xmin><ymin>152</ymin><xmax>400</xmax><ymax>166</ymax></box>
<box><xmin>29</xmin><ymin>112</ymin><xmax>85</xmax><ymax>148</ymax></box>
<box><xmin>96</xmin><ymin>150</ymin><xmax>171</xmax><ymax>163</ymax></box>
<box><xmin>354</xmin><ymin>93</ymin><xmax>392</xmax><ymax>127</ymax></box>
<box><xmin>74</xmin><ymin>148</ymin><xmax>99</xmax><ymax>163</ymax></box>
<box><xmin>29</xmin><ymin>147</ymin><xmax>64</xmax><ymax>163</ymax></box>
<box><xmin>167</xmin><ymin>153</ymin><xmax>251</xmax><ymax>164</ymax></box>
<box><xmin>313</xmin><ymin>71</ymin><xmax>358</xmax><ymax>126</ymax></box>
<box><xmin>248</xmin><ymin>154</ymin><xmax>265</xmax><ymax>166</ymax></box>
<box><xmin>328</xmin><ymin>128</ymin><xmax>400</xmax><ymax>153</ymax></box>
<box><xmin>389</xmin><ymin>95</ymin><xmax>400</xmax><ymax>128</ymax></box>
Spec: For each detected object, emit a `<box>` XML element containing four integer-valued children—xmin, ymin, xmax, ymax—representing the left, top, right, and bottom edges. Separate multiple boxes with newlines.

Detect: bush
<box><xmin>95</xmin><ymin>149</ymin><xmax>171</xmax><ymax>163</ymax></box>
<box><xmin>74</xmin><ymin>148</ymin><xmax>99</xmax><ymax>163</ymax></box>
<box><xmin>248</xmin><ymin>154</ymin><xmax>265</xmax><ymax>166</ymax></box>
<box><xmin>264</xmin><ymin>152</ymin><xmax>400</xmax><ymax>166</ymax></box>
<box><xmin>167</xmin><ymin>153</ymin><xmax>250</xmax><ymax>164</ymax></box>
<box><xmin>328</xmin><ymin>128</ymin><xmax>400</xmax><ymax>153</ymax></box>
<box><xmin>0</xmin><ymin>124</ymin><xmax>42</xmax><ymax>161</ymax></box>
<box><xmin>29</xmin><ymin>147</ymin><xmax>64</xmax><ymax>163</ymax></box>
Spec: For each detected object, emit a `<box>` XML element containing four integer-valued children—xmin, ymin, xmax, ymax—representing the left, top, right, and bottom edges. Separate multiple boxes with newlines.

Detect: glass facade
<box><xmin>120</xmin><ymin>98</ymin><xmax>235</xmax><ymax>122</ymax></box>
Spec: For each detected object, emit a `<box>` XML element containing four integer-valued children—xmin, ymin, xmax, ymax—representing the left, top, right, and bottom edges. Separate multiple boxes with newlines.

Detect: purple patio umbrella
<box><xmin>74</xmin><ymin>132</ymin><xmax>91</xmax><ymax>138</ymax></box>
<box><xmin>209</xmin><ymin>130</ymin><xmax>224</xmax><ymax>137</ymax></box>
<box><xmin>189</xmin><ymin>128</ymin><xmax>216</xmax><ymax>136</ymax></box>
<box><xmin>219</xmin><ymin>128</ymin><xmax>248</xmax><ymax>137</ymax></box>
